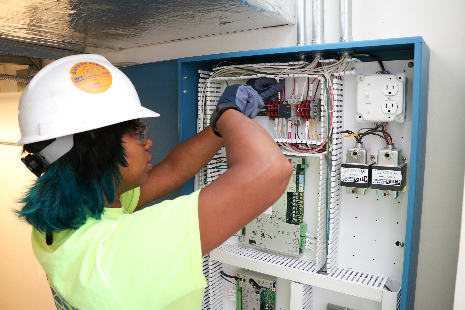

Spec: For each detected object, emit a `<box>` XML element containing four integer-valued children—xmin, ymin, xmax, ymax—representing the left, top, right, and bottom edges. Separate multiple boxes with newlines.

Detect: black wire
<box><xmin>356</xmin><ymin>124</ymin><xmax>392</xmax><ymax>145</ymax></box>
<box><xmin>312</xmin><ymin>80</ymin><xmax>321</xmax><ymax>101</ymax></box>
<box><xmin>353</xmin><ymin>53</ymin><xmax>386</xmax><ymax>72</ymax></box>
<box><xmin>366</xmin><ymin>54</ymin><xmax>385</xmax><ymax>72</ymax></box>
<box><xmin>307</xmin><ymin>77</ymin><xmax>311</xmax><ymax>99</ymax></box>
<box><xmin>358</xmin><ymin>132</ymin><xmax>388</xmax><ymax>143</ymax></box>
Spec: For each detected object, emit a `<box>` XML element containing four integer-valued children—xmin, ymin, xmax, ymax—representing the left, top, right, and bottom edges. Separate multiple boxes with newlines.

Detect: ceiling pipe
<box><xmin>296</xmin><ymin>0</ymin><xmax>307</xmax><ymax>46</ymax></box>
<box><xmin>339</xmin><ymin>0</ymin><xmax>353</xmax><ymax>42</ymax></box>
<box><xmin>312</xmin><ymin>0</ymin><xmax>324</xmax><ymax>45</ymax></box>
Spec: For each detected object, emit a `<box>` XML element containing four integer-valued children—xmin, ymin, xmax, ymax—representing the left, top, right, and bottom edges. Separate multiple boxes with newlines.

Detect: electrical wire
<box><xmin>288</xmin><ymin>76</ymin><xmax>333</xmax><ymax>154</ymax></box>
<box><xmin>356</xmin><ymin>123</ymin><xmax>393</xmax><ymax>145</ymax></box>
<box><xmin>220</xmin><ymin>270</ymin><xmax>236</xmax><ymax>279</ymax></box>
<box><xmin>221</xmin><ymin>275</ymin><xmax>235</xmax><ymax>284</ymax></box>
<box><xmin>353</xmin><ymin>53</ymin><xmax>386</xmax><ymax>72</ymax></box>
<box><xmin>313</xmin><ymin>118</ymin><xmax>320</xmax><ymax>140</ymax></box>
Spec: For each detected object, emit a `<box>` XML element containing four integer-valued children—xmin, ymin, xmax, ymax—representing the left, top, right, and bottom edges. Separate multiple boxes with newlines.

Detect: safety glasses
<box><xmin>133</xmin><ymin>122</ymin><xmax>149</xmax><ymax>145</ymax></box>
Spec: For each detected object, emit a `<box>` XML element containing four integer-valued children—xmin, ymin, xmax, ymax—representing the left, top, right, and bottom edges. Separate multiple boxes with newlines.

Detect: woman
<box><xmin>16</xmin><ymin>54</ymin><xmax>292</xmax><ymax>309</ymax></box>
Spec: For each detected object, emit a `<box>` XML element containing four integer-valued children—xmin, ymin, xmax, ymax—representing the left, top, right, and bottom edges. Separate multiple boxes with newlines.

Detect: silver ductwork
<box><xmin>339</xmin><ymin>0</ymin><xmax>353</xmax><ymax>42</ymax></box>
<box><xmin>312</xmin><ymin>0</ymin><xmax>324</xmax><ymax>45</ymax></box>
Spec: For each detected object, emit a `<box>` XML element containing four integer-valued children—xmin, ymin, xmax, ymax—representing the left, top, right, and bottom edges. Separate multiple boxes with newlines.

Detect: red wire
<box><xmin>220</xmin><ymin>270</ymin><xmax>236</xmax><ymax>279</ymax></box>
<box><xmin>292</xmin><ymin>78</ymin><xmax>295</xmax><ymax>95</ymax></box>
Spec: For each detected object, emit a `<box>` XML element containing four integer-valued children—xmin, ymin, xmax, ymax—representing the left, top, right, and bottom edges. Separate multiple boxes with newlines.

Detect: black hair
<box><xmin>16</xmin><ymin>120</ymin><xmax>142</xmax><ymax>234</ymax></box>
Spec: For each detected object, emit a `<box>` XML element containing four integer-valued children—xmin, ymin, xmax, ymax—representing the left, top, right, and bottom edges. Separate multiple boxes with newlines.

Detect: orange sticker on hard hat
<box><xmin>70</xmin><ymin>62</ymin><xmax>112</xmax><ymax>94</ymax></box>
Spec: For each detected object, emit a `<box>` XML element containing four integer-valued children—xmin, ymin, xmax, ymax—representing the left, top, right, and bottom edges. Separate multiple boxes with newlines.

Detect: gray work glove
<box><xmin>216</xmin><ymin>84</ymin><xmax>264</xmax><ymax>119</ymax></box>
<box><xmin>210</xmin><ymin>84</ymin><xmax>263</xmax><ymax>137</ymax></box>
<box><xmin>246</xmin><ymin>77</ymin><xmax>284</xmax><ymax>103</ymax></box>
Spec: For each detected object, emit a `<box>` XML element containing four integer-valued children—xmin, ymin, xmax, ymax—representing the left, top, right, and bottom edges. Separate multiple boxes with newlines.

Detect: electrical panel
<box><xmin>180</xmin><ymin>37</ymin><xmax>428</xmax><ymax>310</ymax></box>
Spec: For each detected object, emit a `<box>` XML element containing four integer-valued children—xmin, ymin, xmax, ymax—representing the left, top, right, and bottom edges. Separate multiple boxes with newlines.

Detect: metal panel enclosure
<box><xmin>177</xmin><ymin>37</ymin><xmax>429</xmax><ymax>310</ymax></box>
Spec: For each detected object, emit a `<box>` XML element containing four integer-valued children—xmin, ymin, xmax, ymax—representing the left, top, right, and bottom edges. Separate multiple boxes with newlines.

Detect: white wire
<box><xmin>199</xmin><ymin>57</ymin><xmax>350</xmax><ymax>156</ymax></box>
<box><xmin>300</xmin><ymin>77</ymin><xmax>308</xmax><ymax>101</ymax></box>
<box><xmin>306</xmin><ymin>233</ymin><xmax>317</xmax><ymax>240</ymax></box>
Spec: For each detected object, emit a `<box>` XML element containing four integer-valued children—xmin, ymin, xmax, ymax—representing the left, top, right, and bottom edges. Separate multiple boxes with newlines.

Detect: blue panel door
<box><xmin>121</xmin><ymin>60</ymin><xmax>180</xmax><ymax>204</ymax></box>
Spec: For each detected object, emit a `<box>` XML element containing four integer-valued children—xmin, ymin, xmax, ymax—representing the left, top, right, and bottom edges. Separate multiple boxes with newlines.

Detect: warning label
<box><xmin>70</xmin><ymin>62</ymin><xmax>112</xmax><ymax>94</ymax></box>
<box><xmin>372</xmin><ymin>169</ymin><xmax>402</xmax><ymax>185</ymax></box>
<box><xmin>341</xmin><ymin>167</ymin><xmax>369</xmax><ymax>183</ymax></box>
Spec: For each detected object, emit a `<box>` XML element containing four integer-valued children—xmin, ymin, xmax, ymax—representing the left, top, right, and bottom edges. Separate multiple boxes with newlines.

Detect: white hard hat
<box><xmin>18</xmin><ymin>54</ymin><xmax>159</xmax><ymax>145</ymax></box>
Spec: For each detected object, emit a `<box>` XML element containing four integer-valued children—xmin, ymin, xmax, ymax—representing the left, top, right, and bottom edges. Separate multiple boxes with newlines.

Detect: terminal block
<box><xmin>371</xmin><ymin>145</ymin><xmax>407</xmax><ymax>199</ymax></box>
<box><xmin>267</xmin><ymin>100</ymin><xmax>282</xmax><ymax>119</ymax></box>
<box><xmin>341</xmin><ymin>143</ymin><xmax>374</xmax><ymax>195</ymax></box>
<box><xmin>297</xmin><ymin>99</ymin><xmax>321</xmax><ymax>120</ymax></box>
<box><xmin>311</xmin><ymin>99</ymin><xmax>321</xmax><ymax>120</ymax></box>
<box><xmin>298</xmin><ymin>100</ymin><xmax>311</xmax><ymax>119</ymax></box>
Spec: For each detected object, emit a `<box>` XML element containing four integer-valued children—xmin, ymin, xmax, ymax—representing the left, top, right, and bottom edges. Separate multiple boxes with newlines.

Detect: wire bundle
<box><xmin>342</xmin><ymin>123</ymin><xmax>393</xmax><ymax>146</ymax></box>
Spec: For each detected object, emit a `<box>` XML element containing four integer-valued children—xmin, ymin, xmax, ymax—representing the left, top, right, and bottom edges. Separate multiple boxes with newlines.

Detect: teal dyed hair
<box><xmin>16</xmin><ymin>120</ymin><xmax>141</xmax><ymax>234</ymax></box>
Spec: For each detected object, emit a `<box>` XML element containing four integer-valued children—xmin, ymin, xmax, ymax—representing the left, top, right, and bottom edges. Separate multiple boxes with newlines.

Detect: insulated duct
<box><xmin>312</xmin><ymin>0</ymin><xmax>324</xmax><ymax>45</ymax></box>
<box><xmin>339</xmin><ymin>0</ymin><xmax>353</xmax><ymax>42</ymax></box>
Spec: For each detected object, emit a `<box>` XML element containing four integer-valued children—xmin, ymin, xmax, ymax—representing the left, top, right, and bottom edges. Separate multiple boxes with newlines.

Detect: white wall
<box><xmin>454</xmin><ymin>173</ymin><xmax>465</xmax><ymax>310</ymax></box>
<box><xmin>0</xmin><ymin>65</ymin><xmax>55</xmax><ymax>309</ymax></box>
<box><xmin>97</xmin><ymin>1</ymin><xmax>465</xmax><ymax>309</ymax></box>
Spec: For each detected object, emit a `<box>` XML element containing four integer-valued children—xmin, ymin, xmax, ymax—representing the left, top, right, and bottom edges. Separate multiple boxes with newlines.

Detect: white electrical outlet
<box><xmin>382</xmin><ymin>83</ymin><xmax>399</xmax><ymax>96</ymax></box>
<box><xmin>356</xmin><ymin>74</ymin><xmax>406</xmax><ymax>122</ymax></box>
<box><xmin>382</xmin><ymin>100</ymin><xmax>398</xmax><ymax>114</ymax></box>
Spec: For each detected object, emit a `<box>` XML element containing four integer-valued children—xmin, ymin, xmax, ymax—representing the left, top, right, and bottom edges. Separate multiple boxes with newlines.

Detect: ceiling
<box><xmin>0</xmin><ymin>0</ymin><xmax>295</xmax><ymax>65</ymax></box>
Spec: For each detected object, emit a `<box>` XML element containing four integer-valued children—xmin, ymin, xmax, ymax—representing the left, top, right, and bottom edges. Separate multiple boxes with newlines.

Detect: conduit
<box><xmin>296</xmin><ymin>0</ymin><xmax>307</xmax><ymax>46</ymax></box>
<box><xmin>312</xmin><ymin>0</ymin><xmax>324</xmax><ymax>45</ymax></box>
<box><xmin>339</xmin><ymin>0</ymin><xmax>353</xmax><ymax>42</ymax></box>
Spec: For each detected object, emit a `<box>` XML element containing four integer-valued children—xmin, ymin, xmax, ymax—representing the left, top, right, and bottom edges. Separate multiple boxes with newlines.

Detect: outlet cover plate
<box><xmin>356</xmin><ymin>74</ymin><xmax>406</xmax><ymax>122</ymax></box>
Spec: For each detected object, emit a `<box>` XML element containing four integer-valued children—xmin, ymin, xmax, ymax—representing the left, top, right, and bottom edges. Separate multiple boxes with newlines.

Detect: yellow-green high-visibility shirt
<box><xmin>32</xmin><ymin>188</ymin><xmax>206</xmax><ymax>310</ymax></box>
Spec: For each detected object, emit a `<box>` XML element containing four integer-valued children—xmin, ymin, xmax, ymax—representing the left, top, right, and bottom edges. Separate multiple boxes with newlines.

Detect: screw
<box><xmin>183</xmin><ymin>89</ymin><xmax>188</xmax><ymax>94</ymax></box>
<box><xmin>184</xmin><ymin>75</ymin><xmax>188</xmax><ymax>80</ymax></box>
<box><xmin>408</xmin><ymin>62</ymin><xmax>414</xmax><ymax>68</ymax></box>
